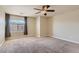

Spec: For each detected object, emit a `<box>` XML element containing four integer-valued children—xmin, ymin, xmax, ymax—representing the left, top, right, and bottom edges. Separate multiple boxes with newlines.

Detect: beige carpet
<box><xmin>0</xmin><ymin>37</ymin><xmax>79</xmax><ymax>53</ymax></box>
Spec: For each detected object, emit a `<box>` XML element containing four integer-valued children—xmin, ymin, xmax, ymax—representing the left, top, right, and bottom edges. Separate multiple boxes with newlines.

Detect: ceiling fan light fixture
<box><xmin>42</xmin><ymin>11</ymin><xmax>46</xmax><ymax>14</ymax></box>
<box><xmin>44</xmin><ymin>13</ymin><xmax>47</xmax><ymax>16</ymax></box>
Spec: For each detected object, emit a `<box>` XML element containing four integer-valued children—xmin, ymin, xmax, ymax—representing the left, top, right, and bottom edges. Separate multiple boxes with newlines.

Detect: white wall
<box><xmin>53</xmin><ymin>9</ymin><xmax>79</xmax><ymax>43</ymax></box>
<box><xmin>36</xmin><ymin>16</ymin><xmax>40</xmax><ymax>37</ymax></box>
<box><xmin>0</xmin><ymin>8</ymin><xmax>5</xmax><ymax>46</ymax></box>
<box><xmin>27</xmin><ymin>17</ymin><xmax>36</xmax><ymax>36</ymax></box>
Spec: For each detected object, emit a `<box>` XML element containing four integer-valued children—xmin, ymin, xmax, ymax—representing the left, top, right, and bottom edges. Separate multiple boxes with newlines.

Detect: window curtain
<box><xmin>5</xmin><ymin>13</ymin><xmax>11</xmax><ymax>37</ymax></box>
<box><xmin>24</xmin><ymin>17</ymin><xmax>28</xmax><ymax>35</ymax></box>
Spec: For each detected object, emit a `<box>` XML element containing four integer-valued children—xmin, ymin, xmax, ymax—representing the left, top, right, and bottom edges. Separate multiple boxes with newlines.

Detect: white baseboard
<box><xmin>53</xmin><ymin>36</ymin><xmax>79</xmax><ymax>44</ymax></box>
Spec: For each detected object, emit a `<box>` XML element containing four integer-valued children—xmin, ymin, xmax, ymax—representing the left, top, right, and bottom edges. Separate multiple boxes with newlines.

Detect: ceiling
<box><xmin>1</xmin><ymin>5</ymin><xmax>79</xmax><ymax>17</ymax></box>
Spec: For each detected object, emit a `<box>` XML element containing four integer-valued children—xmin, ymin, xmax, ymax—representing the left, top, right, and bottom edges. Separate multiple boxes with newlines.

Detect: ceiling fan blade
<box><xmin>34</xmin><ymin>8</ymin><xmax>41</xmax><ymax>10</ymax></box>
<box><xmin>35</xmin><ymin>12</ymin><xmax>41</xmax><ymax>14</ymax></box>
<box><xmin>47</xmin><ymin>10</ymin><xmax>55</xmax><ymax>12</ymax></box>
<box><xmin>42</xmin><ymin>5</ymin><xmax>50</xmax><ymax>10</ymax></box>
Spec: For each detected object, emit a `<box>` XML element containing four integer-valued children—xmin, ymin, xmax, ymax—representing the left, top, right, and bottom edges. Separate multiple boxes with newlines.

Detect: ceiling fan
<box><xmin>34</xmin><ymin>5</ymin><xmax>55</xmax><ymax>16</ymax></box>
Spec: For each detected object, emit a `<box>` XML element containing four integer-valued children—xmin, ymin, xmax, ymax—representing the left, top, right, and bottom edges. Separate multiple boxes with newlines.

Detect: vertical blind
<box><xmin>9</xmin><ymin>15</ymin><xmax>28</xmax><ymax>35</ymax></box>
<box><xmin>10</xmin><ymin>15</ymin><xmax>25</xmax><ymax>33</ymax></box>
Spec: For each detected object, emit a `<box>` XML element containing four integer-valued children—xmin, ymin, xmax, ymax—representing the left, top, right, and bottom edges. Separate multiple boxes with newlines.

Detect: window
<box><xmin>10</xmin><ymin>15</ymin><xmax>25</xmax><ymax>33</ymax></box>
